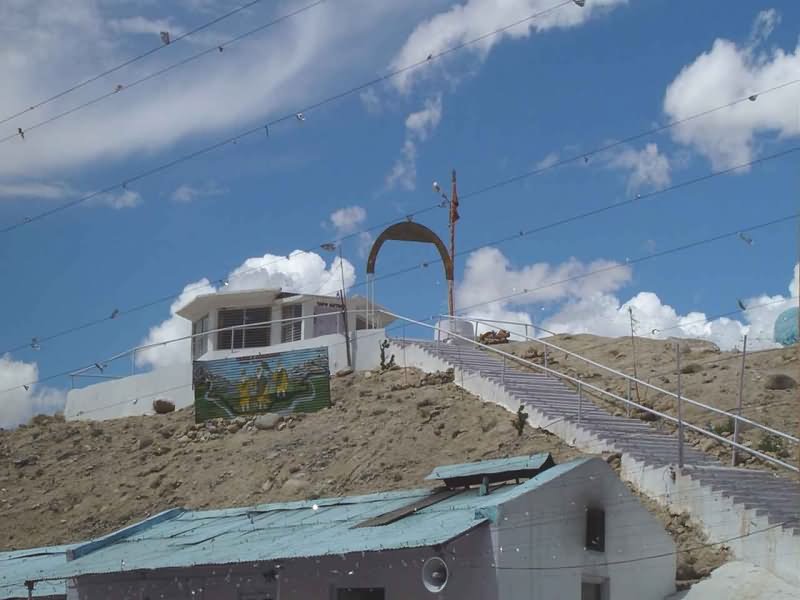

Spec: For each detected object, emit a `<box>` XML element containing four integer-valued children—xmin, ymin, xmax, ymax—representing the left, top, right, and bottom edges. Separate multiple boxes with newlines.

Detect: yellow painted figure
<box><xmin>254</xmin><ymin>364</ymin><xmax>273</xmax><ymax>410</ymax></box>
<box><xmin>237</xmin><ymin>369</ymin><xmax>254</xmax><ymax>413</ymax></box>
<box><xmin>274</xmin><ymin>362</ymin><xmax>289</xmax><ymax>400</ymax></box>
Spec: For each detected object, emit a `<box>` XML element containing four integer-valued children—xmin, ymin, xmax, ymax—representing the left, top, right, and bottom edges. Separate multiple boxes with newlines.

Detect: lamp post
<box><xmin>321</xmin><ymin>242</ymin><xmax>352</xmax><ymax>368</ymax></box>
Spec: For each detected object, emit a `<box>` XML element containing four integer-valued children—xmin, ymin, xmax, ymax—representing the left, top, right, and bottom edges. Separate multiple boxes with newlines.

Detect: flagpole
<box><xmin>448</xmin><ymin>169</ymin><xmax>457</xmax><ymax>317</ymax></box>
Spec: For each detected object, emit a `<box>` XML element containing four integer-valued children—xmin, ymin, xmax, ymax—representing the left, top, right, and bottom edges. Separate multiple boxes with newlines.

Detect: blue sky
<box><xmin>0</xmin><ymin>0</ymin><xmax>798</xmax><ymax>424</ymax></box>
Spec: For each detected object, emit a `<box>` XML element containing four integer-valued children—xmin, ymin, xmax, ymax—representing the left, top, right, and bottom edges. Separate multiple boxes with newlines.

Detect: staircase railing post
<box><xmin>578</xmin><ymin>381</ymin><xmax>583</xmax><ymax>422</ymax></box>
<box><xmin>626</xmin><ymin>377</ymin><xmax>632</xmax><ymax>417</ymax></box>
<box><xmin>676</xmin><ymin>343</ymin><xmax>684</xmax><ymax>469</ymax></box>
<box><xmin>732</xmin><ymin>334</ymin><xmax>747</xmax><ymax>466</ymax></box>
<box><xmin>544</xmin><ymin>346</ymin><xmax>548</xmax><ymax>375</ymax></box>
<box><xmin>501</xmin><ymin>354</ymin><xmax>506</xmax><ymax>385</ymax></box>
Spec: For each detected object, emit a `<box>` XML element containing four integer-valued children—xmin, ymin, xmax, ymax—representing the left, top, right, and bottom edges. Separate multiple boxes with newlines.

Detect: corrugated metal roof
<box><xmin>0</xmin><ymin>545</ymin><xmax>71</xmax><ymax>599</ymax></box>
<box><xmin>425</xmin><ymin>452</ymin><xmax>553</xmax><ymax>481</ymax></box>
<box><xmin>42</xmin><ymin>456</ymin><xmax>593</xmax><ymax>582</ymax></box>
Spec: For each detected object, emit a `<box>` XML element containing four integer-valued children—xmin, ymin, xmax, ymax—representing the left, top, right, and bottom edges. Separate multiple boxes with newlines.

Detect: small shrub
<box><xmin>710</xmin><ymin>417</ymin><xmax>735</xmax><ymax>437</ymax></box>
<box><xmin>512</xmin><ymin>406</ymin><xmax>529</xmax><ymax>437</ymax></box>
<box><xmin>379</xmin><ymin>339</ymin><xmax>396</xmax><ymax>371</ymax></box>
<box><xmin>757</xmin><ymin>433</ymin><xmax>787</xmax><ymax>457</ymax></box>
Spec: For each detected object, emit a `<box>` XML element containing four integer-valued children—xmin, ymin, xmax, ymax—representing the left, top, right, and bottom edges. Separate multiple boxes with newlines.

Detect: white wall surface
<box><xmin>64</xmin><ymin>330</ymin><xmax>388</xmax><ymax>422</ymax></box>
<box><xmin>493</xmin><ymin>458</ymin><xmax>676</xmax><ymax>600</ymax></box>
<box><xmin>64</xmin><ymin>363</ymin><xmax>193</xmax><ymax>421</ymax></box>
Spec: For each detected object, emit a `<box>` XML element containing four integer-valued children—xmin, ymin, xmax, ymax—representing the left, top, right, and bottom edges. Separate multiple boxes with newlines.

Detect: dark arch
<box><xmin>366</xmin><ymin>221</ymin><xmax>453</xmax><ymax>281</ymax></box>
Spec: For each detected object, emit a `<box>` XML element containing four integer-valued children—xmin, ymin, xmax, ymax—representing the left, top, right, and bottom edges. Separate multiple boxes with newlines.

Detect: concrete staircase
<box><xmin>392</xmin><ymin>339</ymin><xmax>800</xmax><ymax>585</ymax></box>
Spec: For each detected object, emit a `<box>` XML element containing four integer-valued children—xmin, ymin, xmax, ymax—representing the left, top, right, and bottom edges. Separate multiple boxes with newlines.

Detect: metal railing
<box><xmin>69</xmin><ymin>308</ymin><xmax>374</xmax><ymax>384</ymax></box>
<box><xmin>389</xmin><ymin>311</ymin><xmax>799</xmax><ymax>473</ymax></box>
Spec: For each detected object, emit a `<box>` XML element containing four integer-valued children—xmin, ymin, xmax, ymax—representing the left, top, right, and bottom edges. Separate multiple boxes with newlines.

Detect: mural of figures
<box><xmin>193</xmin><ymin>347</ymin><xmax>331</xmax><ymax>423</ymax></box>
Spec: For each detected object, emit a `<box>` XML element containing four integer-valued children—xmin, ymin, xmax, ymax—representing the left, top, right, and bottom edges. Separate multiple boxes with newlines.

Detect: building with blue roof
<box><xmin>5</xmin><ymin>454</ymin><xmax>676</xmax><ymax>600</ymax></box>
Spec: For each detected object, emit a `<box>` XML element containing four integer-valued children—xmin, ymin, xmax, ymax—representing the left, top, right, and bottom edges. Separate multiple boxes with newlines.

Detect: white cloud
<box><xmin>329</xmin><ymin>205</ymin><xmax>367</xmax><ymax>237</ymax></box>
<box><xmin>89</xmin><ymin>188</ymin><xmax>142</xmax><ymax>209</ymax></box>
<box><xmin>749</xmin><ymin>9</ymin><xmax>780</xmax><ymax>48</ymax></box>
<box><xmin>456</xmin><ymin>247</ymin><xmax>632</xmax><ymax>337</ymax></box>
<box><xmin>0</xmin><ymin>181</ymin><xmax>72</xmax><ymax>200</ymax></box>
<box><xmin>543</xmin><ymin>262</ymin><xmax>800</xmax><ymax>351</ymax></box>
<box><xmin>0</xmin><ymin>1</ymin><xmax>415</xmax><ymax>180</ymax></box>
<box><xmin>359</xmin><ymin>88</ymin><xmax>382</xmax><ymax>115</ymax></box>
<box><xmin>663</xmin><ymin>10</ymin><xmax>800</xmax><ymax>169</ymax></box>
<box><xmin>389</xmin><ymin>0</ymin><xmax>628</xmax><ymax>93</ymax></box>
<box><xmin>108</xmin><ymin>16</ymin><xmax>183</xmax><ymax>36</ymax></box>
<box><xmin>136</xmin><ymin>278</ymin><xmax>216</xmax><ymax>369</ymax></box>
<box><xmin>136</xmin><ymin>250</ymin><xmax>356</xmax><ymax>369</ymax></box>
<box><xmin>607</xmin><ymin>143</ymin><xmax>671</xmax><ymax>193</ymax></box>
<box><xmin>535</xmin><ymin>152</ymin><xmax>559</xmax><ymax>170</ymax></box>
<box><xmin>0</xmin><ymin>354</ymin><xmax>66</xmax><ymax>429</ymax></box>
<box><xmin>385</xmin><ymin>95</ymin><xmax>442</xmax><ymax>190</ymax></box>
<box><xmin>170</xmin><ymin>183</ymin><xmax>224</xmax><ymax>203</ymax></box>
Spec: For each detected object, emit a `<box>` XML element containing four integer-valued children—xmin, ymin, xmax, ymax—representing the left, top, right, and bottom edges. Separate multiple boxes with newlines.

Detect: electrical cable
<box><xmin>0</xmin><ymin>0</ymin><xmax>328</xmax><ymax>145</ymax></box>
<box><xmin>0</xmin><ymin>0</ymin><xmax>576</xmax><ymax>234</ymax></box>
<box><xmin>3</xmin><ymin>211</ymin><xmax>795</xmax><ymax>396</ymax></box>
<box><xmin>0</xmin><ymin>0</ymin><xmax>277</xmax><ymax>128</ymax></box>
<box><xmin>4</xmin><ymin>95</ymin><xmax>799</xmax><ymax>356</ymax></box>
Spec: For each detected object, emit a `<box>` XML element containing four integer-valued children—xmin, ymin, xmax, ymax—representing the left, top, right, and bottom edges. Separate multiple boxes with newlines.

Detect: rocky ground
<box><xmin>1</xmin><ymin>366</ymin><xmax>727</xmax><ymax>585</ymax></box>
<box><xmin>499</xmin><ymin>334</ymin><xmax>798</xmax><ymax>468</ymax></box>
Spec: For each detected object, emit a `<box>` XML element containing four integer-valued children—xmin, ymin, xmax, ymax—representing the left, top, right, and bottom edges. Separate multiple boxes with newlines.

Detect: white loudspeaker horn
<box><xmin>422</xmin><ymin>556</ymin><xmax>449</xmax><ymax>593</ymax></box>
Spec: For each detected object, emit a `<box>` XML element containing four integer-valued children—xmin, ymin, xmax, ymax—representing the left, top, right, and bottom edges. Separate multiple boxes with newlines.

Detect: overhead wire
<box><xmin>0</xmin><ymin>0</ymin><xmax>576</xmax><ymax>234</ymax></box>
<box><xmin>0</xmin><ymin>0</ymin><xmax>276</xmax><ymax>128</ymax></box>
<box><xmin>0</xmin><ymin>0</ymin><xmax>328</xmax><ymax>145</ymax></box>
<box><xmin>3</xmin><ymin>210</ymin><xmax>795</xmax><ymax>396</ymax></box>
<box><xmin>3</xmin><ymin>74</ymin><xmax>799</xmax><ymax>356</ymax></box>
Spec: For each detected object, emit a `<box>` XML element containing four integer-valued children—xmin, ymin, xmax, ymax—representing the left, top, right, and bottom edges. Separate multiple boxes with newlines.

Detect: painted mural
<box><xmin>192</xmin><ymin>346</ymin><xmax>331</xmax><ymax>422</ymax></box>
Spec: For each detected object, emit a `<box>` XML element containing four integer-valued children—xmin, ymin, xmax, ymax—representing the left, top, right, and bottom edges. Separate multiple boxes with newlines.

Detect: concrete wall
<box><xmin>493</xmin><ymin>458</ymin><xmax>675</xmax><ymax>600</ymax></box>
<box><xmin>64</xmin><ymin>363</ymin><xmax>193</xmax><ymax>421</ymax></box>
<box><xmin>68</xmin><ymin>536</ymin><xmax>498</xmax><ymax>600</ymax></box>
<box><xmin>64</xmin><ymin>330</ymin><xmax>389</xmax><ymax>422</ymax></box>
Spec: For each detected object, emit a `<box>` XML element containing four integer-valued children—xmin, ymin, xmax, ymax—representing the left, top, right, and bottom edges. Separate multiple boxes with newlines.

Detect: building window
<box><xmin>191</xmin><ymin>315</ymin><xmax>209</xmax><ymax>359</ymax></box>
<box><xmin>281</xmin><ymin>304</ymin><xmax>303</xmax><ymax>343</ymax></box>
<box><xmin>217</xmin><ymin>307</ymin><xmax>271</xmax><ymax>350</ymax></box>
<box><xmin>586</xmin><ymin>507</ymin><xmax>605</xmax><ymax>552</ymax></box>
<box><xmin>336</xmin><ymin>589</ymin><xmax>384</xmax><ymax>600</ymax></box>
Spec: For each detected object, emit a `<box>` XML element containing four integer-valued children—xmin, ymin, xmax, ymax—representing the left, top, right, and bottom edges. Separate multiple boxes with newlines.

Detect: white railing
<box><xmin>389</xmin><ymin>311</ymin><xmax>799</xmax><ymax>473</ymax></box>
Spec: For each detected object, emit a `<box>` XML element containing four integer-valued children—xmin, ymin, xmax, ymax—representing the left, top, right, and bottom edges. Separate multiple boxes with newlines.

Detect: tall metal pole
<box><xmin>732</xmin><ymin>334</ymin><xmax>748</xmax><ymax>466</ymax></box>
<box><xmin>338</xmin><ymin>245</ymin><xmax>352</xmax><ymax>368</ymax></box>
<box><xmin>676</xmin><ymin>343</ymin><xmax>684</xmax><ymax>469</ymax></box>
<box><xmin>448</xmin><ymin>169</ymin><xmax>457</xmax><ymax>317</ymax></box>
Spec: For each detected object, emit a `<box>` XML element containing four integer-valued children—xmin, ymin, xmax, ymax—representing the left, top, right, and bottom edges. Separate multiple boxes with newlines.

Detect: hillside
<box><xmin>500</xmin><ymin>334</ymin><xmax>799</xmax><ymax>465</ymax></box>
<box><xmin>0</xmin><ymin>366</ymin><xmax>729</xmax><ymax>584</ymax></box>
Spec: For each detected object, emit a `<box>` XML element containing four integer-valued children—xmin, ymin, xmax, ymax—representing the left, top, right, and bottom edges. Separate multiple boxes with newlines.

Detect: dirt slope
<box><xmin>0</xmin><ymin>366</ymin><xmax>727</xmax><ymax>584</ymax></box>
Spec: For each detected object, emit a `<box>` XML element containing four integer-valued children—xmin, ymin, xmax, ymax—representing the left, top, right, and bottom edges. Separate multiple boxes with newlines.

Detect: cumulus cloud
<box><xmin>543</xmin><ymin>262</ymin><xmax>799</xmax><ymax>351</ymax></box>
<box><xmin>607</xmin><ymin>143</ymin><xmax>671</xmax><ymax>193</ymax></box>
<box><xmin>389</xmin><ymin>0</ymin><xmax>627</xmax><ymax>93</ymax></box>
<box><xmin>92</xmin><ymin>188</ymin><xmax>142</xmax><ymax>209</ymax></box>
<box><xmin>329</xmin><ymin>205</ymin><xmax>367</xmax><ymax>237</ymax></box>
<box><xmin>663</xmin><ymin>9</ymin><xmax>800</xmax><ymax>169</ymax></box>
<box><xmin>0</xmin><ymin>1</ymin><xmax>412</xmax><ymax>179</ymax></box>
<box><xmin>456</xmin><ymin>247</ymin><xmax>632</xmax><ymax>337</ymax></box>
<box><xmin>0</xmin><ymin>181</ymin><xmax>73</xmax><ymax>200</ymax></box>
<box><xmin>136</xmin><ymin>250</ymin><xmax>356</xmax><ymax>369</ymax></box>
<box><xmin>0</xmin><ymin>354</ymin><xmax>67</xmax><ymax>429</ymax></box>
<box><xmin>386</xmin><ymin>95</ymin><xmax>442</xmax><ymax>190</ymax></box>
<box><xmin>170</xmin><ymin>183</ymin><xmax>224</xmax><ymax>203</ymax></box>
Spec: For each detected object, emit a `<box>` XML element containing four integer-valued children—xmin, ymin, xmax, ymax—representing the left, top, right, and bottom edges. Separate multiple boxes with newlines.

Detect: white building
<box><xmin>17</xmin><ymin>454</ymin><xmax>677</xmax><ymax>600</ymax></box>
<box><xmin>64</xmin><ymin>288</ymin><xmax>395</xmax><ymax>421</ymax></box>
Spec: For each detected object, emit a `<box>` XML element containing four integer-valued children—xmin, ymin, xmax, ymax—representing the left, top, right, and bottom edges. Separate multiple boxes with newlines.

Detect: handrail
<box><xmin>386</xmin><ymin>311</ymin><xmax>799</xmax><ymax>473</ymax></box>
<box><xmin>69</xmin><ymin>308</ymin><xmax>375</xmax><ymax>377</ymax></box>
<box><xmin>441</xmin><ymin>314</ymin><xmax>799</xmax><ymax>445</ymax></box>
